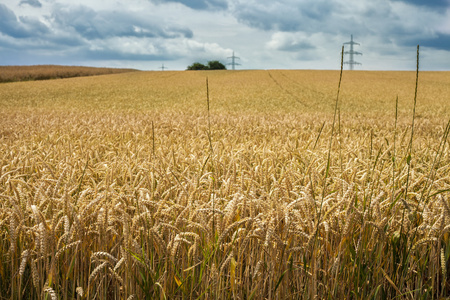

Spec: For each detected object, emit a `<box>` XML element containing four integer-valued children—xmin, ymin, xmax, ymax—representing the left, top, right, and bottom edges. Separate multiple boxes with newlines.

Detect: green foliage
<box><xmin>187</xmin><ymin>62</ymin><xmax>208</xmax><ymax>70</ymax></box>
<box><xmin>207</xmin><ymin>60</ymin><xmax>226</xmax><ymax>70</ymax></box>
<box><xmin>187</xmin><ymin>61</ymin><xmax>227</xmax><ymax>70</ymax></box>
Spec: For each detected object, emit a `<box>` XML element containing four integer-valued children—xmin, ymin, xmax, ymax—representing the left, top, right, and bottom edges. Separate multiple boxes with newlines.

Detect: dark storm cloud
<box><xmin>234</xmin><ymin>1</ymin><xmax>341</xmax><ymax>33</ymax></box>
<box><xmin>389</xmin><ymin>0</ymin><xmax>450</xmax><ymax>9</ymax></box>
<box><xmin>150</xmin><ymin>0</ymin><xmax>228</xmax><ymax>10</ymax></box>
<box><xmin>412</xmin><ymin>33</ymin><xmax>450</xmax><ymax>50</ymax></box>
<box><xmin>19</xmin><ymin>0</ymin><xmax>42</xmax><ymax>8</ymax></box>
<box><xmin>0</xmin><ymin>4</ymin><xmax>48</xmax><ymax>38</ymax></box>
<box><xmin>50</xmin><ymin>5</ymin><xmax>193</xmax><ymax>40</ymax></box>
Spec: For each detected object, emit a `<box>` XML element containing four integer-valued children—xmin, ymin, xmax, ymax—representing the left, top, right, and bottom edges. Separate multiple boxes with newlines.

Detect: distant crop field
<box><xmin>0</xmin><ymin>70</ymin><xmax>449</xmax><ymax>299</ymax></box>
<box><xmin>0</xmin><ymin>65</ymin><xmax>138</xmax><ymax>83</ymax></box>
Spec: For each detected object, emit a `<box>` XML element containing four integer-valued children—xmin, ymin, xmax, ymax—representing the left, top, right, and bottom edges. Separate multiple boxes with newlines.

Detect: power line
<box><xmin>159</xmin><ymin>63</ymin><xmax>168</xmax><ymax>71</ymax></box>
<box><xmin>343</xmin><ymin>35</ymin><xmax>362</xmax><ymax>70</ymax></box>
<box><xmin>227</xmin><ymin>51</ymin><xmax>241</xmax><ymax>70</ymax></box>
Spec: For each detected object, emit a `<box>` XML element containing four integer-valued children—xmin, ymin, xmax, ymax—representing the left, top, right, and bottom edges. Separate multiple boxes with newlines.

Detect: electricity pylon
<box><xmin>159</xmin><ymin>63</ymin><xmax>168</xmax><ymax>71</ymax></box>
<box><xmin>343</xmin><ymin>35</ymin><xmax>362</xmax><ymax>70</ymax></box>
<box><xmin>227</xmin><ymin>51</ymin><xmax>241</xmax><ymax>70</ymax></box>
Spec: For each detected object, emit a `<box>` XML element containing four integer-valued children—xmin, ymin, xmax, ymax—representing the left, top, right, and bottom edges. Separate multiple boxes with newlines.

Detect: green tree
<box><xmin>207</xmin><ymin>60</ymin><xmax>226</xmax><ymax>70</ymax></box>
<box><xmin>186</xmin><ymin>61</ymin><xmax>227</xmax><ymax>70</ymax></box>
<box><xmin>187</xmin><ymin>62</ymin><xmax>208</xmax><ymax>70</ymax></box>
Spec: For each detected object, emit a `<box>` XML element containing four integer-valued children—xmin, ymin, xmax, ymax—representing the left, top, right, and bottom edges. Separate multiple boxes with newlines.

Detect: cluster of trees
<box><xmin>187</xmin><ymin>60</ymin><xmax>226</xmax><ymax>70</ymax></box>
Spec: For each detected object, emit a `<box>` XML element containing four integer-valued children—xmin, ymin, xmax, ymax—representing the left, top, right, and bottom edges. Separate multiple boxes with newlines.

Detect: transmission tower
<box><xmin>159</xmin><ymin>63</ymin><xmax>168</xmax><ymax>71</ymax></box>
<box><xmin>343</xmin><ymin>35</ymin><xmax>362</xmax><ymax>70</ymax></box>
<box><xmin>227</xmin><ymin>51</ymin><xmax>241</xmax><ymax>70</ymax></box>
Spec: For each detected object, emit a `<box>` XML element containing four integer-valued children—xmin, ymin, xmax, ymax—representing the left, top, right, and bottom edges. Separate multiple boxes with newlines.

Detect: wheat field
<box><xmin>0</xmin><ymin>65</ymin><xmax>138</xmax><ymax>83</ymax></box>
<box><xmin>1</xmin><ymin>68</ymin><xmax>449</xmax><ymax>299</ymax></box>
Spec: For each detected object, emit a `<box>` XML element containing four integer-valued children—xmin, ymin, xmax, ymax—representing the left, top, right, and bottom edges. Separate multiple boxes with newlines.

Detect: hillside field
<box><xmin>1</xmin><ymin>69</ymin><xmax>449</xmax><ymax>299</ymax></box>
<box><xmin>0</xmin><ymin>65</ymin><xmax>138</xmax><ymax>83</ymax></box>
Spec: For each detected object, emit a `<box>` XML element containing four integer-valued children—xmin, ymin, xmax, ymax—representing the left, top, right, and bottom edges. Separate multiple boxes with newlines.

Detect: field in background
<box><xmin>1</xmin><ymin>70</ymin><xmax>449</xmax><ymax>299</ymax></box>
<box><xmin>0</xmin><ymin>65</ymin><xmax>138</xmax><ymax>83</ymax></box>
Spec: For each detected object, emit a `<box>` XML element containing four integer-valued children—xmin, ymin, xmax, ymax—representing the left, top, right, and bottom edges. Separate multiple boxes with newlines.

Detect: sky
<box><xmin>0</xmin><ymin>0</ymin><xmax>449</xmax><ymax>70</ymax></box>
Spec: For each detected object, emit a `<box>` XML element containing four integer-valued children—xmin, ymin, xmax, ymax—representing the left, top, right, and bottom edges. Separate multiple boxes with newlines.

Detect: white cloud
<box><xmin>437</xmin><ymin>10</ymin><xmax>450</xmax><ymax>34</ymax></box>
<box><xmin>266</xmin><ymin>32</ymin><xmax>316</xmax><ymax>52</ymax></box>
